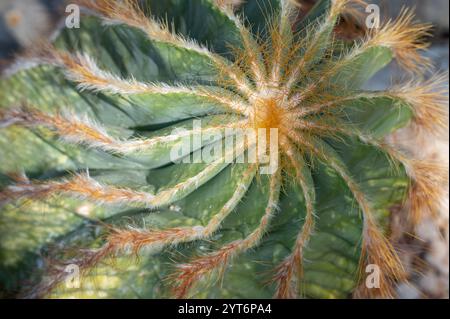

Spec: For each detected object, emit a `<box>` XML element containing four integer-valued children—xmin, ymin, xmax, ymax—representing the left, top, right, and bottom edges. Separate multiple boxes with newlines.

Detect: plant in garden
<box><xmin>0</xmin><ymin>0</ymin><xmax>447</xmax><ymax>299</ymax></box>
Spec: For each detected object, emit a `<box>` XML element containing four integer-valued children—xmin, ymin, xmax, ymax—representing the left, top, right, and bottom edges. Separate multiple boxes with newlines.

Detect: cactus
<box><xmin>0</xmin><ymin>0</ymin><xmax>447</xmax><ymax>299</ymax></box>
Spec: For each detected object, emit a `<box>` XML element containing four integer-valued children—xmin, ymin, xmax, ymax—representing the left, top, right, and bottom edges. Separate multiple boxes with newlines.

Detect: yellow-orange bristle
<box><xmin>0</xmin><ymin>173</ymin><xmax>157</xmax><ymax>208</ymax></box>
<box><xmin>170</xmin><ymin>174</ymin><xmax>281</xmax><ymax>298</ymax></box>
<box><xmin>367</xmin><ymin>8</ymin><xmax>433</xmax><ymax>74</ymax></box>
<box><xmin>272</xmin><ymin>255</ymin><xmax>300</xmax><ymax>299</ymax></box>
<box><xmin>356</xmin><ymin>219</ymin><xmax>407</xmax><ymax>298</ymax></box>
<box><xmin>333</xmin><ymin>0</ymin><xmax>369</xmax><ymax>41</ymax></box>
<box><xmin>27</xmin><ymin>241</ymin><xmax>117</xmax><ymax>298</ymax></box>
<box><xmin>214</xmin><ymin>0</ymin><xmax>245</xmax><ymax>9</ymax></box>
<box><xmin>106</xmin><ymin>227</ymin><xmax>203</xmax><ymax>256</ymax></box>
<box><xmin>405</xmin><ymin>160</ymin><xmax>448</xmax><ymax>224</ymax></box>
<box><xmin>4</xmin><ymin>0</ymin><xmax>444</xmax><ymax>300</ymax></box>
<box><xmin>170</xmin><ymin>242</ymin><xmax>239</xmax><ymax>298</ymax></box>
<box><xmin>389</xmin><ymin>74</ymin><xmax>449</xmax><ymax>136</ymax></box>
<box><xmin>75</xmin><ymin>0</ymin><xmax>213</xmax><ymax>58</ymax></box>
<box><xmin>271</xmin><ymin>142</ymin><xmax>315</xmax><ymax>299</ymax></box>
<box><xmin>329</xmin><ymin>0</ymin><xmax>367</xmax><ymax>19</ymax></box>
<box><xmin>75</xmin><ymin>0</ymin><xmax>143</xmax><ymax>27</ymax></box>
<box><xmin>1</xmin><ymin>106</ymin><xmax>114</xmax><ymax>148</ymax></box>
<box><xmin>25</xmin><ymin>44</ymin><xmax>135</xmax><ymax>93</ymax></box>
<box><xmin>48</xmin><ymin>49</ymin><xmax>152</xmax><ymax>94</ymax></box>
<box><xmin>0</xmin><ymin>181</ymin><xmax>57</xmax><ymax>205</ymax></box>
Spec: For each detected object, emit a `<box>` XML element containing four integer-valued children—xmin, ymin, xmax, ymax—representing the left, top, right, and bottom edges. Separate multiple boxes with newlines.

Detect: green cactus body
<box><xmin>0</xmin><ymin>0</ymin><xmax>447</xmax><ymax>299</ymax></box>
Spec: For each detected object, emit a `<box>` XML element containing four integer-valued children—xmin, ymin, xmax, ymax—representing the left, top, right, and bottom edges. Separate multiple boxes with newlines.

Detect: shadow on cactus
<box><xmin>0</xmin><ymin>0</ymin><xmax>448</xmax><ymax>299</ymax></box>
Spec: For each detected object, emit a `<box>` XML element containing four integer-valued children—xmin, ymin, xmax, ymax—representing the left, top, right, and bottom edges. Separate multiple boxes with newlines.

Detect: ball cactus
<box><xmin>0</xmin><ymin>0</ymin><xmax>447</xmax><ymax>299</ymax></box>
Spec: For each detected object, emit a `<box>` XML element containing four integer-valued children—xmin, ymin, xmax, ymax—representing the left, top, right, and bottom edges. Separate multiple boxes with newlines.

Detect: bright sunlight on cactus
<box><xmin>0</xmin><ymin>0</ymin><xmax>448</xmax><ymax>299</ymax></box>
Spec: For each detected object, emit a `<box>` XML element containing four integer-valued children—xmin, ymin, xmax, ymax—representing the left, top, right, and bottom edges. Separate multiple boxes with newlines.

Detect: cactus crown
<box><xmin>0</xmin><ymin>0</ymin><xmax>448</xmax><ymax>299</ymax></box>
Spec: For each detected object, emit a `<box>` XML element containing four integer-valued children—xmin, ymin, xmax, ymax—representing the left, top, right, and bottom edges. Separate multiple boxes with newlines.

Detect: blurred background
<box><xmin>0</xmin><ymin>0</ymin><xmax>448</xmax><ymax>78</ymax></box>
<box><xmin>0</xmin><ymin>0</ymin><xmax>449</xmax><ymax>71</ymax></box>
<box><xmin>0</xmin><ymin>0</ymin><xmax>448</xmax><ymax>299</ymax></box>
